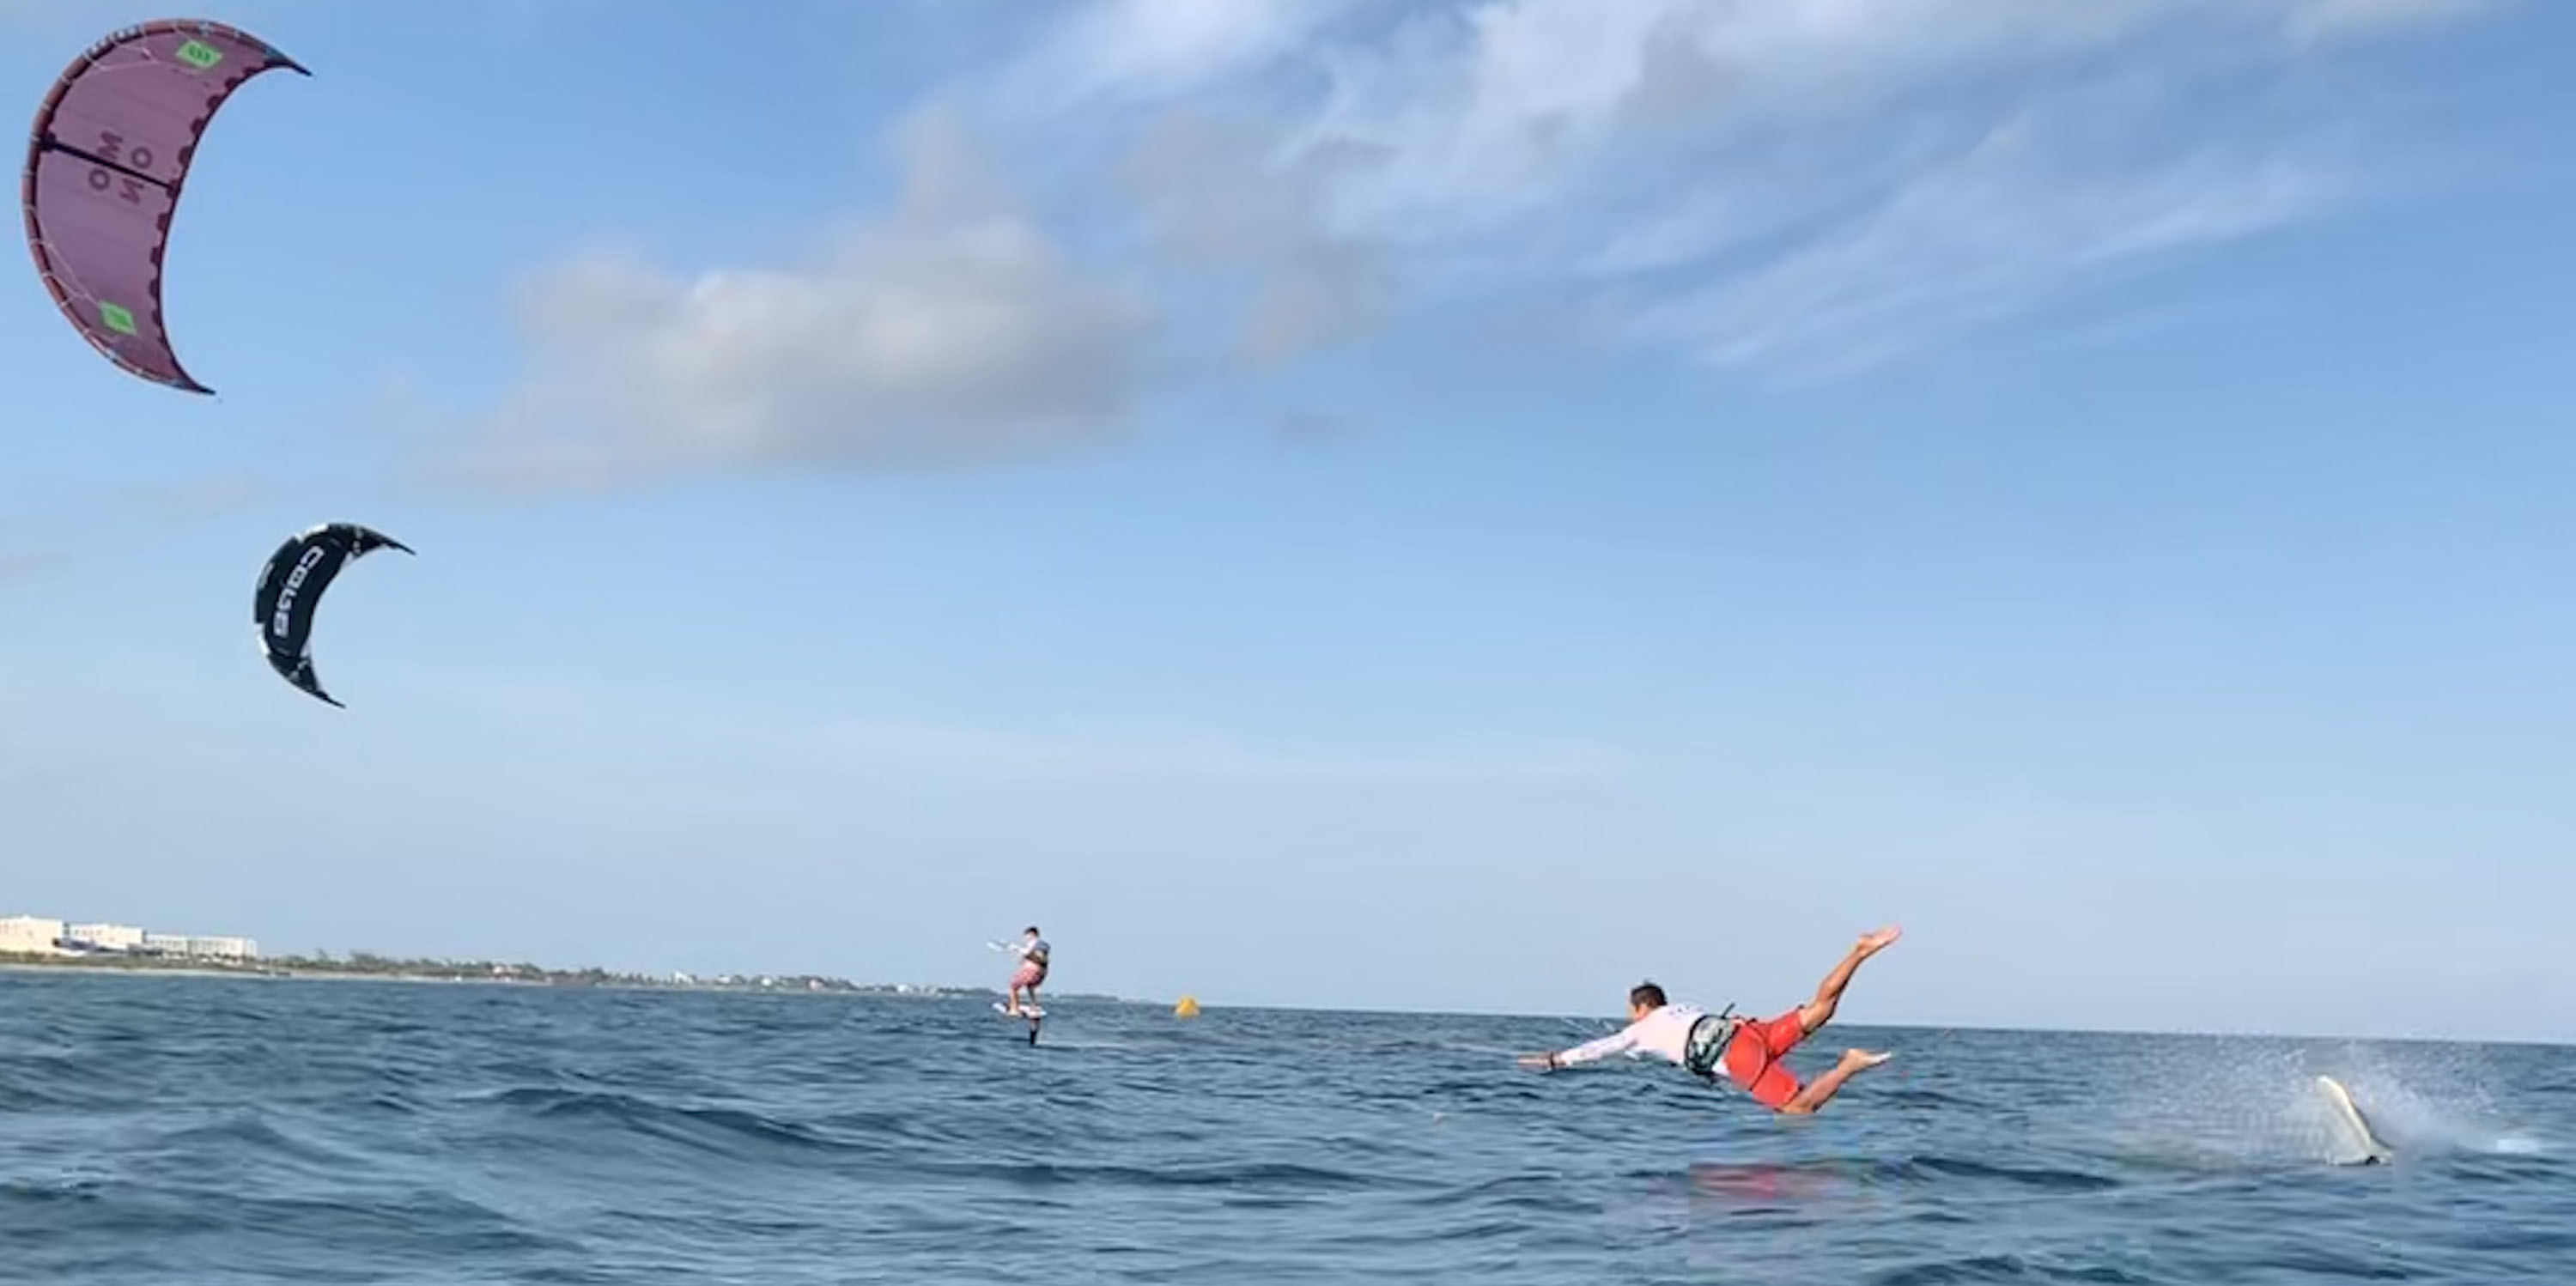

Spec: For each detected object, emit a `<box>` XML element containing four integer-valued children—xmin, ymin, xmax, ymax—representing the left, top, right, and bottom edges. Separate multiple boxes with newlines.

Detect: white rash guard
<box><xmin>1552</xmin><ymin>1004</ymin><xmax>1709</xmax><ymax>1067</ymax></box>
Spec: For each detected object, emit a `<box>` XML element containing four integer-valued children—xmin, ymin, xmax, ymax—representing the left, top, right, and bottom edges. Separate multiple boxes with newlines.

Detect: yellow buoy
<box><xmin>1174</xmin><ymin>995</ymin><xmax>1200</xmax><ymax>1018</ymax></box>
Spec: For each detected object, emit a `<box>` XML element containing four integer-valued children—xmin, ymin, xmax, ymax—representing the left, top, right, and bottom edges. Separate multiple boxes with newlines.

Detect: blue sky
<box><xmin>2</xmin><ymin>0</ymin><xmax>2569</xmax><ymax>1041</ymax></box>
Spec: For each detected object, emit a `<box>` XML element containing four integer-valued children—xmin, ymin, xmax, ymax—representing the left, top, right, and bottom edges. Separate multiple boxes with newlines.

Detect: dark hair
<box><xmin>1024</xmin><ymin>926</ymin><xmax>1041</xmax><ymax>936</ymax></box>
<box><xmin>1629</xmin><ymin>981</ymin><xmax>1667</xmax><ymax>1010</ymax></box>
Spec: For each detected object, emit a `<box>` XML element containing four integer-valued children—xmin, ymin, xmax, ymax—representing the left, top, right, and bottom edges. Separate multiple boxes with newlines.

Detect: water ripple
<box><xmin>0</xmin><ymin>973</ymin><xmax>2566</xmax><ymax>1283</ymax></box>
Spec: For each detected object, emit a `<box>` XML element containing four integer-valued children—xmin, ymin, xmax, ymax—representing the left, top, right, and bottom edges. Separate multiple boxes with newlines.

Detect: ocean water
<box><xmin>0</xmin><ymin>973</ymin><xmax>2566</xmax><ymax>1284</ymax></box>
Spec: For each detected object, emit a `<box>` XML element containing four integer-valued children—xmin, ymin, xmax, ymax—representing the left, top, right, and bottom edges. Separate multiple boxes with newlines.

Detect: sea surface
<box><xmin>0</xmin><ymin>972</ymin><xmax>2567</xmax><ymax>1284</ymax></box>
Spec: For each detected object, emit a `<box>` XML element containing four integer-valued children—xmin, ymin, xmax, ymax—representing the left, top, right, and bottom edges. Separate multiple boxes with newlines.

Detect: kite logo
<box><xmin>271</xmin><ymin>545</ymin><xmax>327</xmax><ymax>637</ymax></box>
<box><xmin>97</xmin><ymin>302</ymin><xmax>137</xmax><ymax>336</ymax></box>
<box><xmin>92</xmin><ymin>133</ymin><xmax>153</xmax><ymax>173</ymax></box>
<box><xmin>83</xmin><ymin>169</ymin><xmax>149</xmax><ymax>204</ymax></box>
<box><xmin>173</xmin><ymin>39</ymin><xmax>225</xmax><ymax>71</ymax></box>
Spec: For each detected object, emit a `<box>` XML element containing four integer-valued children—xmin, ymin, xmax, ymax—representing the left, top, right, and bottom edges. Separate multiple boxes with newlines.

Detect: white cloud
<box><xmin>999</xmin><ymin>0</ymin><xmax>1382</xmax><ymax>110</ymax></box>
<box><xmin>1115</xmin><ymin>112</ymin><xmax>1397</xmax><ymax>365</ymax></box>
<box><xmin>463</xmin><ymin>0</ymin><xmax>2507</xmax><ymax>487</ymax></box>
<box><xmin>1283</xmin><ymin>0</ymin><xmax>2167</xmax><ymax>241</ymax></box>
<box><xmin>1273</xmin><ymin>0</ymin><xmax>2498</xmax><ymax>234</ymax></box>
<box><xmin>453</xmin><ymin>112</ymin><xmax>1157</xmax><ymax>491</ymax></box>
<box><xmin>2281</xmin><ymin>0</ymin><xmax>2499</xmax><ymax>45</ymax></box>
<box><xmin>1229</xmin><ymin>0</ymin><xmax>2492</xmax><ymax>371</ymax></box>
<box><xmin>1630</xmin><ymin>118</ymin><xmax>2342</xmax><ymax>374</ymax></box>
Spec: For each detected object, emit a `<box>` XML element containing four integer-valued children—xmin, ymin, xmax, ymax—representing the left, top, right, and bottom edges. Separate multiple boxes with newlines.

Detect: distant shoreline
<box><xmin>3</xmin><ymin>957</ymin><xmax>2558</xmax><ymax>1045</ymax></box>
<box><xmin>0</xmin><ymin>952</ymin><xmax>1129</xmax><ymax>1004</ymax></box>
<box><xmin>0</xmin><ymin>960</ymin><xmax>698</xmax><ymax>991</ymax></box>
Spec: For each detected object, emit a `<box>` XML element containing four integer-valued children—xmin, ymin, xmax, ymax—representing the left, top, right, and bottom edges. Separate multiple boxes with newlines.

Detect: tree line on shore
<box><xmin>0</xmin><ymin>947</ymin><xmax>1001</xmax><ymax>997</ymax></box>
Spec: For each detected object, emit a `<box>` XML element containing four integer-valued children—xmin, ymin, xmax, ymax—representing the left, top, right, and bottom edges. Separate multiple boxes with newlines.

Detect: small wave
<box><xmin>473</xmin><ymin>1085</ymin><xmax>855</xmax><ymax>1159</ymax></box>
<box><xmin>1406</xmin><ymin>1171</ymin><xmax>1603</xmax><ymax>1216</ymax></box>
<box><xmin>927</xmin><ymin>1157</ymin><xmax>1412</xmax><ymax>1193</ymax></box>
<box><xmin>0</xmin><ymin>1053</ymin><xmax>155</xmax><ymax>1110</ymax></box>
<box><xmin>149</xmin><ymin>1111</ymin><xmax>368</xmax><ymax>1170</ymax></box>
<box><xmin>8</xmin><ymin>976</ymin><xmax>2572</xmax><ymax>1283</ymax></box>
<box><xmin>1645</xmin><ymin>1154</ymin><xmax>2120</xmax><ymax>1205</ymax></box>
<box><xmin>0</xmin><ymin>1175</ymin><xmax>235</xmax><ymax>1240</ymax></box>
<box><xmin>204</xmin><ymin>1188</ymin><xmax>586</xmax><ymax>1257</ymax></box>
<box><xmin>1903</xmin><ymin>1155</ymin><xmax>2122</xmax><ymax>1193</ymax></box>
<box><xmin>1880</xmin><ymin>1086</ymin><xmax>1978</xmax><ymax>1111</ymax></box>
<box><xmin>1871</xmin><ymin>1252</ymin><xmax>2152</xmax><ymax>1285</ymax></box>
<box><xmin>1871</xmin><ymin>1253</ymin><xmax>2036</xmax><ymax>1284</ymax></box>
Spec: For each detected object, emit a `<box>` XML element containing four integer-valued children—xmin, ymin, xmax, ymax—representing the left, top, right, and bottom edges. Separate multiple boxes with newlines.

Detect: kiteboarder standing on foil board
<box><xmin>1516</xmin><ymin>925</ymin><xmax>1903</xmax><ymax>1114</ymax></box>
<box><xmin>999</xmin><ymin>927</ymin><xmax>1049</xmax><ymax>1016</ymax></box>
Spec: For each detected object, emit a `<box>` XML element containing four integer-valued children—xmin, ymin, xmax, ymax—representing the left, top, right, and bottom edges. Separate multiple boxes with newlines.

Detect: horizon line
<box><xmin>6</xmin><ymin>958</ymin><xmax>2563</xmax><ymax>1050</ymax></box>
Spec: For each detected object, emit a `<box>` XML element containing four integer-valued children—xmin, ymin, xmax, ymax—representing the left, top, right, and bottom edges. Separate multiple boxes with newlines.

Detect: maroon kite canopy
<box><xmin>22</xmin><ymin>19</ymin><xmax>307</xmax><ymax>395</ymax></box>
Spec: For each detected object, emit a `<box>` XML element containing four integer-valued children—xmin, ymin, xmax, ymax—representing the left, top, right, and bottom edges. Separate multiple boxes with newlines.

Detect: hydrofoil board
<box><xmin>2317</xmin><ymin>1075</ymin><xmax>2391</xmax><ymax>1166</ymax></box>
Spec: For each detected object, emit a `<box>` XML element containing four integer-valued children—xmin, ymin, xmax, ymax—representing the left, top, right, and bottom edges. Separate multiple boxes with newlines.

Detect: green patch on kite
<box><xmin>99</xmin><ymin>301</ymin><xmax>137</xmax><ymax>336</ymax></box>
<box><xmin>174</xmin><ymin>39</ymin><xmax>226</xmax><ymax>72</ymax></box>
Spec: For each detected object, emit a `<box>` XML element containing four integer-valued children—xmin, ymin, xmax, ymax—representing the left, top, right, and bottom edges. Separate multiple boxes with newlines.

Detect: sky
<box><xmin>0</xmin><ymin>0</ymin><xmax>2569</xmax><ymax>1043</ymax></box>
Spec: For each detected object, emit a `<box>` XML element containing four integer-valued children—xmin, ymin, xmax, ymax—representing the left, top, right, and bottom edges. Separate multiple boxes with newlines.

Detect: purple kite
<box><xmin>21</xmin><ymin>20</ymin><xmax>307</xmax><ymax>395</ymax></box>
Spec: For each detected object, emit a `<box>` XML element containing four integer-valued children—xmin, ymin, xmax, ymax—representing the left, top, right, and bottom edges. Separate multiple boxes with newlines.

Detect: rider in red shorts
<box><xmin>1000</xmin><ymin>926</ymin><xmax>1050</xmax><ymax>1016</ymax></box>
<box><xmin>1517</xmin><ymin>925</ymin><xmax>1903</xmax><ymax>1114</ymax></box>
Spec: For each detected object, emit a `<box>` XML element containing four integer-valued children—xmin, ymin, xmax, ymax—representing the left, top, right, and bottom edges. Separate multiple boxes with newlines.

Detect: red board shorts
<box><xmin>1720</xmin><ymin>1008</ymin><xmax>1812</xmax><ymax>1110</ymax></box>
<box><xmin>1010</xmin><ymin>963</ymin><xmax>1045</xmax><ymax>990</ymax></box>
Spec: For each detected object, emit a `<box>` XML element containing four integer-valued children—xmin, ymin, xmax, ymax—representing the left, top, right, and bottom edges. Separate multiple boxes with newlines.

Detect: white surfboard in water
<box><xmin>2317</xmin><ymin>1075</ymin><xmax>2391</xmax><ymax>1166</ymax></box>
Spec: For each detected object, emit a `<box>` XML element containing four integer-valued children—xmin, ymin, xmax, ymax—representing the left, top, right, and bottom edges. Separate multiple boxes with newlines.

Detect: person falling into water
<box><xmin>1516</xmin><ymin>925</ymin><xmax>1903</xmax><ymax>1114</ymax></box>
<box><xmin>999</xmin><ymin>926</ymin><xmax>1049</xmax><ymax>1016</ymax></box>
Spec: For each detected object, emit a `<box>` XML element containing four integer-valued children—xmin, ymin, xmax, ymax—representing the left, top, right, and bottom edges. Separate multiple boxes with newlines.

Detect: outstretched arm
<box><xmin>1516</xmin><ymin>1023</ymin><xmax>1637</xmax><ymax>1072</ymax></box>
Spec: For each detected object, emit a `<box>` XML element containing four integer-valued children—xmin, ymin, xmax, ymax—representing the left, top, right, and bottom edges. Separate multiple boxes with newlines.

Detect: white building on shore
<box><xmin>0</xmin><ymin>916</ymin><xmax>66</xmax><ymax>955</ymax></box>
<box><xmin>0</xmin><ymin>913</ymin><xmax>258</xmax><ymax>961</ymax></box>
<box><xmin>142</xmin><ymin>931</ymin><xmax>260</xmax><ymax>960</ymax></box>
<box><xmin>67</xmin><ymin>923</ymin><xmax>146</xmax><ymax>950</ymax></box>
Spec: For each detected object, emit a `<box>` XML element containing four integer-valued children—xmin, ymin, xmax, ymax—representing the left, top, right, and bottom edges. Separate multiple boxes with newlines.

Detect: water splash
<box><xmin>2314</xmin><ymin>1051</ymin><xmax>2551</xmax><ymax>1160</ymax></box>
<box><xmin>2034</xmin><ymin>1033</ymin><xmax>2545</xmax><ymax>1170</ymax></box>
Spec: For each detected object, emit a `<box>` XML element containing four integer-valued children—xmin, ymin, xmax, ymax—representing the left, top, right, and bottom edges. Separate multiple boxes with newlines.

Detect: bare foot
<box><xmin>1840</xmin><ymin>1048</ymin><xmax>1894</xmax><ymax>1071</ymax></box>
<box><xmin>1856</xmin><ymin>925</ymin><xmax>1903</xmax><ymax>955</ymax></box>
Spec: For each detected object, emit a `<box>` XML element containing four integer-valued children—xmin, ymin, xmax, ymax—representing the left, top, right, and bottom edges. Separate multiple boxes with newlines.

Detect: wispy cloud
<box><xmin>823</xmin><ymin>717</ymin><xmax>1625</xmax><ymax>785</ymax></box>
<box><xmin>376</xmin><ymin>662</ymin><xmax>1625</xmax><ymax>787</ymax></box>
<box><xmin>1627</xmin><ymin>112</ymin><xmax>2344</xmax><ymax>375</ymax></box>
<box><xmin>1249</xmin><ymin>0</ymin><xmax>2488</xmax><ymax>370</ymax></box>
<box><xmin>1114</xmin><ymin>112</ymin><xmax>1399</xmax><ymax>366</ymax></box>
<box><xmin>106</xmin><ymin>476</ymin><xmax>273</xmax><ymax>525</ymax></box>
<box><xmin>2281</xmin><ymin>0</ymin><xmax>2499</xmax><ymax>45</ymax></box>
<box><xmin>995</xmin><ymin>0</ymin><xmax>1382</xmax><ymax>111</ymax></box>
<box><xmin>1273</xmin><ymin>406</ymin><xmax>1365</xmax><ymax>449</ymax></box>
<box><xmin>0</xmin><ymin>550</ymin><xmax>69</xmax><ymax>584</ymax></box>
<box><xmin>0</xmin><ymin>480</ymin><xmax>263</xmax><ymax>585</ymax></box>
<box><xmin>461</xmin><ymin>0</ymin><xmax>2507</xmax><ymax>488</ymax></box>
